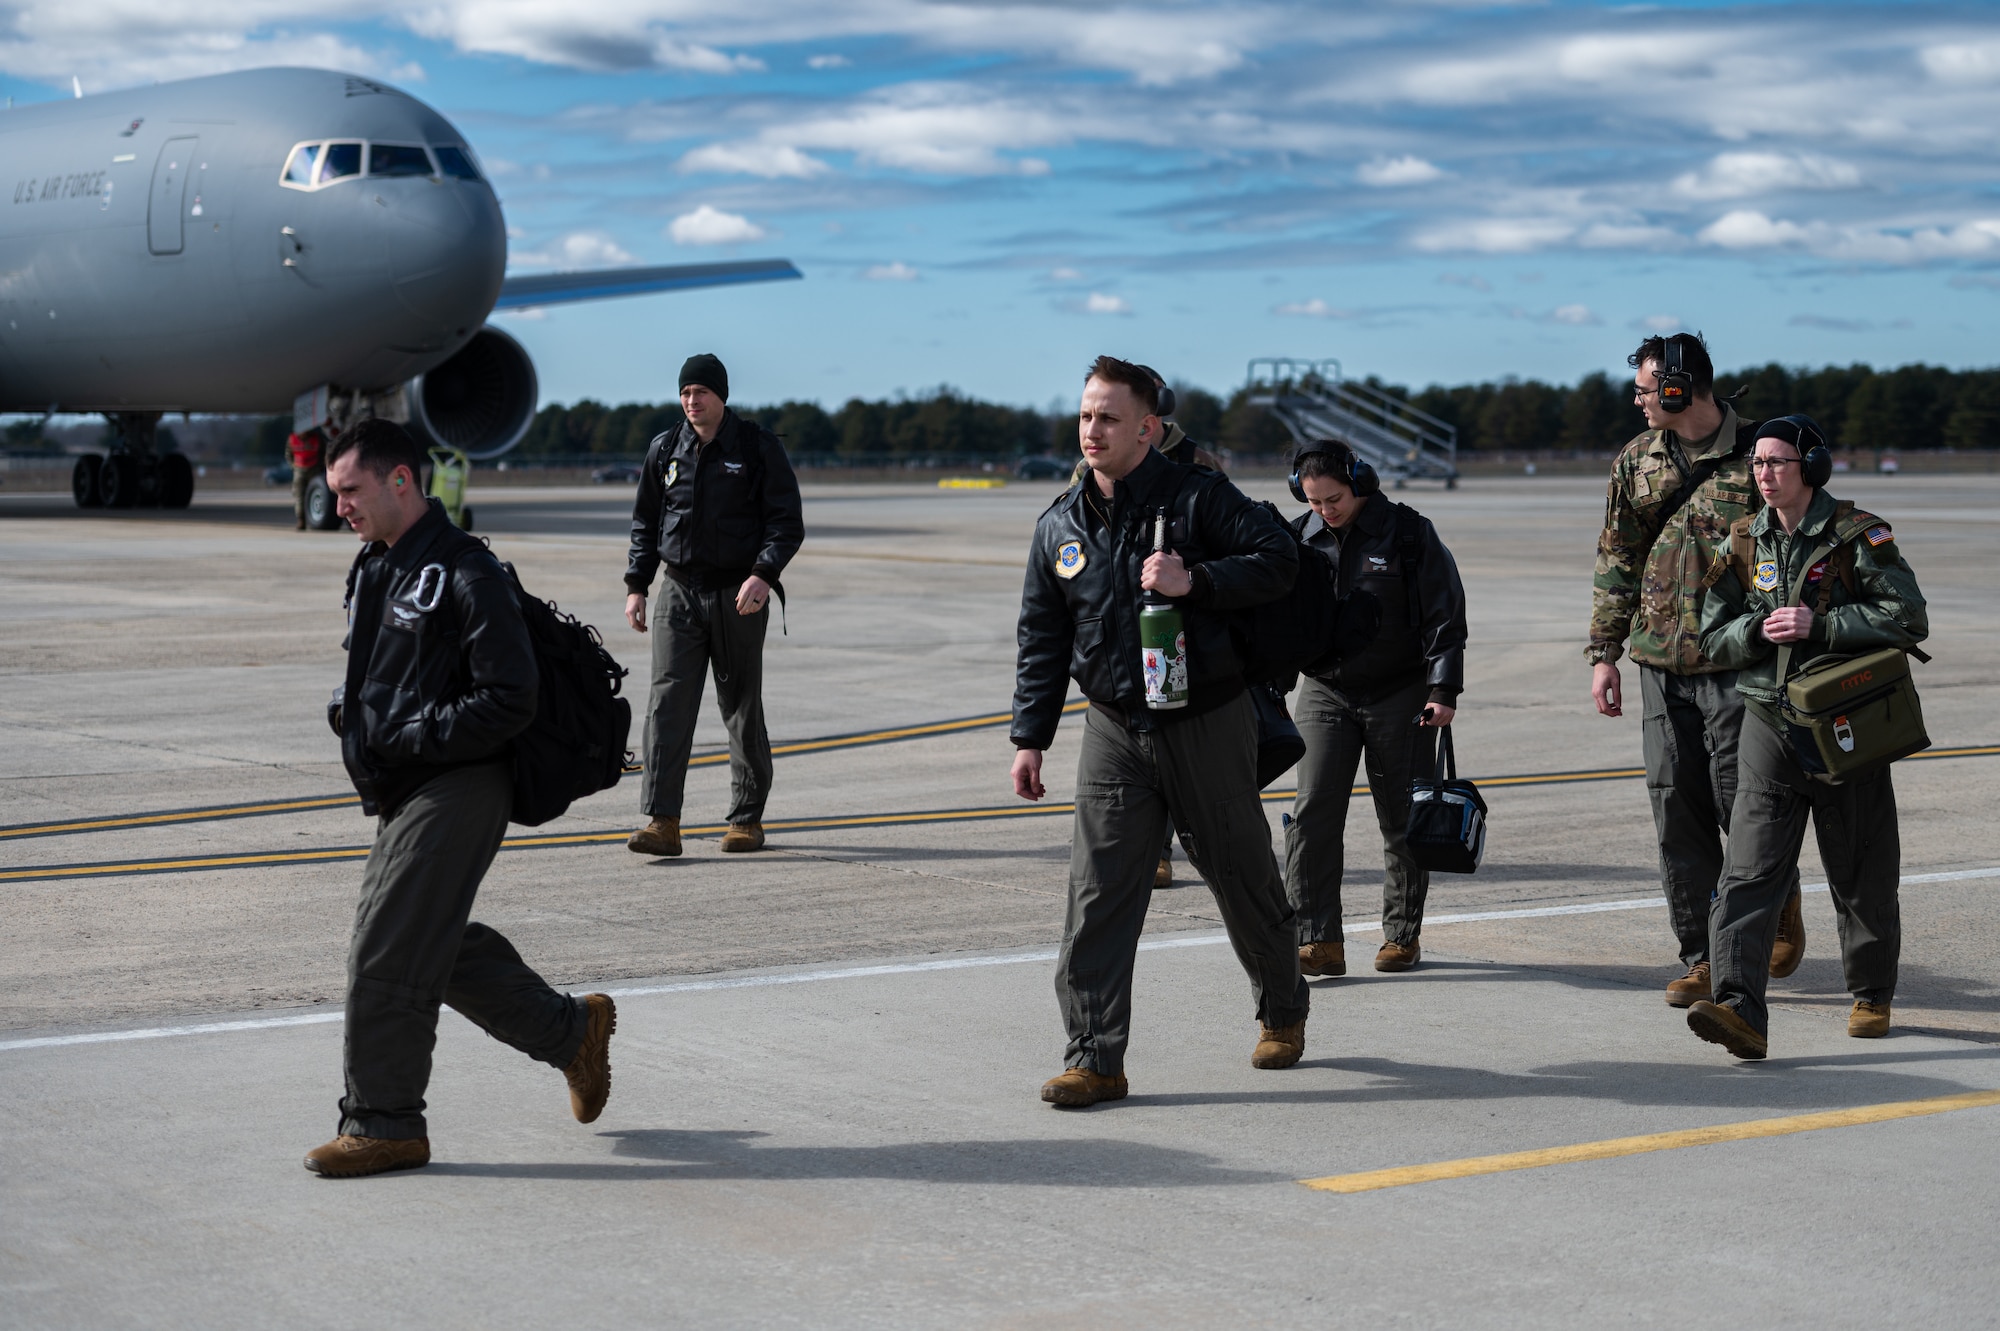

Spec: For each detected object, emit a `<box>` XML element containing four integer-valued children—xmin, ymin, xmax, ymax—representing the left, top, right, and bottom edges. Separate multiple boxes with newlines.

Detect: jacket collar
<box><xmin>1071</xmin><ymin>444</ymin><xmax>1177</xmax><ymax>515</ymax></box>
<box><xmin>383</xmin><ymin>499</ymin><xmax>452</xmax><ymax>571</ymax></box>
<box><xmin>1646</xmin><ymin>402</ymin><xmax>1740</xmax><ymax>463</ymax></box>
<box><xmin>1750</xmin><ymin>487</ymin><xmax>1837</xmax><ymax>540</ymax></box>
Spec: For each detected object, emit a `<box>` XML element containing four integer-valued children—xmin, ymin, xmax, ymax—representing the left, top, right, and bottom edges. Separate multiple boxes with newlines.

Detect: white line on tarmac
<box><xmin>5</xmin><ymin>866</ymin><xmax>1996</xmax><ymax>1056</ymax></box>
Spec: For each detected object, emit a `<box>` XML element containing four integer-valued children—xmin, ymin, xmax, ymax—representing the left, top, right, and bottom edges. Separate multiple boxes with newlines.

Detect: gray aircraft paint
<box><xmin>0</xmin><ymin>67</ymin><xmax>797</xmax><ymax>433</ymax></box>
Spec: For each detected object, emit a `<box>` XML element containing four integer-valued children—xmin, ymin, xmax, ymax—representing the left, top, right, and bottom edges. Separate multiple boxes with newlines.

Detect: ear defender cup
<box><xmin>1802</xmin><ymin>446</ymin><xmax>1833</xmax><ymax>489</ymax></box>
<box><xmin>1350</xmin><ymin>458</ymin><xmax>1381</xmax><ymax>497</ymax></box>
<box><xmin>1134</xmin><ymin>364</ymin><xmax>1175</xmax><ymax>419</ymax></box>
<box><xmin>1658</xmin><ymin>336</ymin><xmax>1693</xmax><ymax>414</ymax></box>
<box><xmin>1758</xmin><ymin>413</ymin><xmax>1833</xmax><ymax>489</ymax></box>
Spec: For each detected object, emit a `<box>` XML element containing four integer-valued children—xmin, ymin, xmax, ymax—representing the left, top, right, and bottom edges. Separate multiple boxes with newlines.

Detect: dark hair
<box><xmin>1084</xmin><ymin>355</ymin><xmax>1160</xmax><ymax>415</ymax></box>
<box><xmin>1627</xmin><ymin>331</ymin><xmax>1714</xmax><ymax>397</ymax></box>
<box><xmin>1294</xmin><ymin>439</ymin><xmax>1358</xmax><ymax>482</ymax></box>
<box><xmin>326</xmin><ymin>417</ymin><xmax>426</xmax><ymax>482</ymax></box>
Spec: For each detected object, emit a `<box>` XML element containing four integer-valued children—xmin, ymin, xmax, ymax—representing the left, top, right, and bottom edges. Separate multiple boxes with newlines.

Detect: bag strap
<box><xmin>1650</xmin><ymin>435</ymin><xmax>1742</xmax><ymax>544</ymax></box>
<box><xmin>1416</xmin><ymin>716</ymin><xmax>1455</xmax><ymax>784</ymax></box>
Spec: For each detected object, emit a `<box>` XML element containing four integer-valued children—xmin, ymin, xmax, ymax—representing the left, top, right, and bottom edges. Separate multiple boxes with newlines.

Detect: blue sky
<box><xmin>10</xmin><ymin>2</ymin><xmax>2000</xmax><ymax>409</ymax></box>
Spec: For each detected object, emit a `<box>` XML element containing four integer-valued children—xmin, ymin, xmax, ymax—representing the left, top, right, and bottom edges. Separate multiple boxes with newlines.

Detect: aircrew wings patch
<box><xmin>1865</xmin><ymin>525</ymin><xmax>1894</xmax><ymax>547</ymax></box>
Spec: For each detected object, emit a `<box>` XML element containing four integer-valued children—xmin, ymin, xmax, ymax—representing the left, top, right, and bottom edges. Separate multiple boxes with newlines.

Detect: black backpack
<box><xmin>500</xmin><ymin>563</ymin><xmax>633</xmax><ymax>826</ymax></box>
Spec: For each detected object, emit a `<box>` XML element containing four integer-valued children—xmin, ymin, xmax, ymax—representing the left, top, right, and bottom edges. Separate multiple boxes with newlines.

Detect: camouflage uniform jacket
<box><xmin>1696</xmin><ymin>489</ymin><xmax>1927</xmax><ymax>725</ymax></box>
<box><xmin>1586</xmin><ymin>403</ymin><xmax>1760</xmax><ymax>672</ymax></box>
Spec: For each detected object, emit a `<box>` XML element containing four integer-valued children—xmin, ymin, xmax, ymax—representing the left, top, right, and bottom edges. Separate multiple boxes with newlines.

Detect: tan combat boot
<box><xmin>1154</xmin><ymin>856</ymin><xmax>1173</xmax><ymax>889</ymax></box>
<box><xmin>1686</xmin><ymin>1000</ymin><xmax>1768</xmax><ymax>1060</ymax></box>
<box><xmin>720</xmin><ymin>822</ymin><xmax>766</xmax><ymax>853</ymax></box>
<box><xmin>1299</xmin><ymin>940</ymin><xmax>1346</xmax><ymax>977</ymax></box>
<box><xmin>564</xmin><ymin>993</ymin><xmax>617</xmax><ymax>1123</ymax></box>
<box><xmin>1769</xmin><ymin>887</ymin><xmax>1805</xmax><ymax>978</ymax></box>
<box><xmin>1252</xmin><ymin>1020</ymin><xmax>1306</xmax><ymax>1069</ymax></box>
<box><xmin>303</xmin><ymin>1134</ymin><xmax>431</xmax><ymax>1178</ymax></box>
<box><xmin>1848</xmin><ymin>1000</ymin><xmax>1891</xmax><ymax>1038</ymax></box>
<box><xmin>1040</xmin><ymin>1066</ymin><xmax>1128</xmax><ymax>1107</ymax></box>
<box><xmin>1665</xmin><ymin>961</ymin><xmax>1712</xmax><ymax>1008</ymax></box>
<box><xmin>1375</xmin><ymin>939</ymin><xmax>1421</xmax><ymax>972</ymax></box>
<box><xmin>627</xmin><ymin>816</ymin><xmax>681</xmax><ymax>857</ymax></box>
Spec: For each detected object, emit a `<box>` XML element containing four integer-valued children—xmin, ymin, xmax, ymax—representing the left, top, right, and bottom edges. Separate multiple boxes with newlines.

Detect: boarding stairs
<box><xmin>1246</xmin><ymin>358</ymin><xmax>1459</xmax><ymax>488</ymax></box>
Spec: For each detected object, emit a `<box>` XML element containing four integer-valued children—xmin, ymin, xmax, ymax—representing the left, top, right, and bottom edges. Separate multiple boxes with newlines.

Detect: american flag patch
<box><xmin>1865</xmin><ymin>525</ymin><xmax>1894</xmax><ymax>547</ymax></box>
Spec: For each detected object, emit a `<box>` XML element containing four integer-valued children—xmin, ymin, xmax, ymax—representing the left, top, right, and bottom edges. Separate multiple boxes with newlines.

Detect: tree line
<box><xmin>508</xmin><ymin>362</ymin><xmax>2000</xmax><ymax>460</ymax></box>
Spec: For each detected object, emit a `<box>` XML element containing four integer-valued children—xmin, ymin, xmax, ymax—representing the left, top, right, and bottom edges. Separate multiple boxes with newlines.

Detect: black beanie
<box><xmin>679</xmin><ymin>353</ymin><xmax>729</xmax><ymax>402</ymax></box>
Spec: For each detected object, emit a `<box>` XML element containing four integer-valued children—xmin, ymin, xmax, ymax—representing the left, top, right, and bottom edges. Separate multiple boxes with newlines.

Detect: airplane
<box><xmin>0</xmin><ymin>67</ymin><xmax>801</xmax><ymax>516</ymax></box>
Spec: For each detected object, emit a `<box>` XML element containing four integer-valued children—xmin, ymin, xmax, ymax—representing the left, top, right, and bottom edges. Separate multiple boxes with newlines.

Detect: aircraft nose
<box><xmin>381</xmin><ymin>183</ymin><xmax>505</xmax><ymax>331</ymax></box>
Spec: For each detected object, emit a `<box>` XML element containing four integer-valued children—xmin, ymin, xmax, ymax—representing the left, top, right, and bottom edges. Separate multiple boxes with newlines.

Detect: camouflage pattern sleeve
<box><xmin>1586</xmin><ymin>444</ymin><xmax>1646</xmax><ymax>664</ymax></box>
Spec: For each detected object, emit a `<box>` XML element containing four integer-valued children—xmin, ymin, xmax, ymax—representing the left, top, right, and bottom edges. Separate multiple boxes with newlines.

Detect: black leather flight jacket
<box><xmin>624</xmin><ymin>408</ymin><xmax>805</xmax><ymax>594</ymax></box>
<box><xmin>1011</xmin><ymin>448</ymin><xmax>1298</xmax><ymax>750</ymax></box>
<box><xmin>332</xmin><ymin>501</ymin><xmax>538</xmax><ymax>816</ymax></box>
<box><xmin>1299</xmin><ymin>490</ymin><xmax>1467</xmax><ymax>705</ymax></box>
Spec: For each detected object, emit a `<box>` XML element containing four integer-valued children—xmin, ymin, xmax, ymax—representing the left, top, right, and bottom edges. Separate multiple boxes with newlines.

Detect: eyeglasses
<box><xmin>1751</xmin><ymin>457</ymin><xmax>1799</xmax><ymax>471</ymax></box>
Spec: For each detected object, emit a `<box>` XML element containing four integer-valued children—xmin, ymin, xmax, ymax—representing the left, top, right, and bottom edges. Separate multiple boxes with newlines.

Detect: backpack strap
<box><xmin>1393</xmin><ymin>504</ymin><xmax>1426</xmax><ymax>629</ymax></box>
<box><xmin>1702</xmin><ymin>516</ymin><xmax>1757</xmax><ymax>590</ymax></box>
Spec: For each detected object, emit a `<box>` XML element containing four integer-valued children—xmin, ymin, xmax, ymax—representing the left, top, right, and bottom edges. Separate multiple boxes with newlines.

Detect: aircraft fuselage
<box><xmin>0</xmin><ymin>68</ymin><xmax>504</xmax><ymax>415</ymax></box>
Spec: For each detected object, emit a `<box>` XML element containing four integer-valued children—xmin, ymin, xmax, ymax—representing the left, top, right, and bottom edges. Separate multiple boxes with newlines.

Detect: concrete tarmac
<box><xmin>3</xmin><ymin>474</ymin><xmax>1999</xmax><ymax>1326</ymax></box>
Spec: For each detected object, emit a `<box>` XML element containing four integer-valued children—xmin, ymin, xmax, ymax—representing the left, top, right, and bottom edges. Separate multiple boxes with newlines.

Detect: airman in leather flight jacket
<box><xmin>1012</xmin><ymin>448</ymin><xmax>1297</xmax><ymax>750</ymax></box>
<box><xmin>332</xmin><ymin>500</ymin><xmax>538</xmax><ymax>817</ymax></box>
<box><xmin>624</xmin><ymin>408</ymin><xmax>805</xmax><ymax>594</ymax></box>
<box><xmin>1297</xmin><ymin>491</ymin><xmax>1467</xmax><ymax>707</ymax></box>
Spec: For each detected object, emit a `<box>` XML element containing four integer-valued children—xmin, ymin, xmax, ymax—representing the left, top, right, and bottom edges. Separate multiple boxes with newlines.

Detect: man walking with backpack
<box><xmin>1284</xmin><ymin>439</ymin><xmax>1467</xmax><ymax>978</ymax></box>
<box><xmin>1588</xmin><ymin>332</ymin><xmax>1802</xmax><ymax>1007</ymax></box>
<box><xmin>310</xmin><ymin>419</ymin><xmax>614</xmax><ymax>1179</ymax></box>
<box><xmin>625</xmin><ymin>354</ymin><xmax>805</xmax><ymax>857</ymax></box>
<box><xmin>1012</xmin><ymin>356</ymin><xmax>1308</xmax><ymax>1108</ymax></box>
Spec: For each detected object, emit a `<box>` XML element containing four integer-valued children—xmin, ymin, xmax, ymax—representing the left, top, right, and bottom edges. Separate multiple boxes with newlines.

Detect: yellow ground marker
<box><xmin>1299</xmin><ymin>1088</ymin><xmax>2000</xmax><ymax>1195</ymax></box>
<box><xmin>937</xmin><ymin>477</ymin><xmax>1007</xmax><ymax>489</ymax></box>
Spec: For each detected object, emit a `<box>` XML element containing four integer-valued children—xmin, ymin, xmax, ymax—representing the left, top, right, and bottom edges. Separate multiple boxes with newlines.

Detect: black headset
<box><xmin>1757</xmin><ymin>414</ymin><xmax>1833</xmax><ymax>489</ymax></box>
<box><xmin>1657</xmin><ymin>336</ymin><xmax>1694</xmax><ymax>415</ymax></box>
<box><xmin>1133</xmin><ymin>364</ymin><xmax>1176</xmax><ymax>419</ymax></box>
<box><xmin>1288</xmin><ymin>439</ymin><xmax>1379</xmax><ymax>503</ymax></box>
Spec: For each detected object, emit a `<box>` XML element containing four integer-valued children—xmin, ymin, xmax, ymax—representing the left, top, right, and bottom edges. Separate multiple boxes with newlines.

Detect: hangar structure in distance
<box><xmin>0</xmin><ymin>68</ymin><xmax>800</xmax><ymax>511</ymax></box>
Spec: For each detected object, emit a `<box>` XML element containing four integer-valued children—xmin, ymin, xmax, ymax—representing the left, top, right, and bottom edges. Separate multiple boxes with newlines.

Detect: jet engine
<box><xmin>401</xmin><ymin>325</ymin><xmax>539</xmax><ymax>461</ymax></box>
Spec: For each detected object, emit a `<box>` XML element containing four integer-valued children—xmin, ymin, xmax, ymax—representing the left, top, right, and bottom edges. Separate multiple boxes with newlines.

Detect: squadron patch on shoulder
<box><xmin>1054</xmin><ymin>541</ymin><xmax>1087</xmax><ymax>579</ymax></box>
<box><xmin>1753</xmin><ymin>560</ymin><xmax>1781</xmax><ymax>592</ymax></box>
<box><xmin>1865</xmin><ymin>525</ymin><xmax>1894</xmax><ymax>547</ymax></box>
<box><xmin>665</xmin><ymin>459</ymin><xmax>680</xmax><ymax>488</ymax></box>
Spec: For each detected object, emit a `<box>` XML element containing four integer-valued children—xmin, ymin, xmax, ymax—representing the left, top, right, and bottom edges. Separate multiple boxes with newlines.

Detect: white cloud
<box><xmin>1636</xmin><ymin>314</ymin><xmax>1683</xmax><ymax>333</ymax></box>
<box><xmin>1921</xmin><ymin>40</ymin><xmax>2000</xmax><ymax>84</ymax></box>
<box><xmin>667</xmin><ymin>205</ymin><xmax>767</xmax><ymax>246</ymax></box>
<box><xmin>1672</xmin><ymin>152</ymin><xmax>1861</xmax><ymax>201</ymax></box>
<box><xmin>1548</xmin><ymin>303</ymin><xmax>1600</xmax><ymax>326</ymax></box>
<box><xmin>1274</xmin><ymin>298</ymin><xmax>1348</xmax><ymax>318</ymax></box>
<box><xmin>863</xmin><ymin>262</ymin><xmax>920</xmax><ymax>281</ymax></box>
<box><xmin>507</xmin><ymin>230</ymin><xmax>636</xmax><ymax>271</ymax></box>
<box><xmin>767</xmin><ymin>84</ymin><xmax>1072</xmax><ymax>174</ymax></box>
<box><xmin>1356</xmin><ymin>155</ymin><xmax>1445</xmax><ymax>187</ymax></box>
<box><xmin>679</xmin><ymin>141</ymin><xmax>830</xmax><ymax>179</ymax></box>
<box><xmin>1698</xmin><ymin>210</ymin><xmax>1812</xmax><ymax>249</ymax></box>
<box><xmin>1048</xmin><ymin>267</ymin><xmax>1084</xmax><ymax>282</ymax></box>
<box><xmin>1412</xmin><ymin>217</ymin><xmax>1576</xmax><ymax>254</ymax></box>
<box><xmin>808</xmin><ymin>53</ymin><xmax>852</xmax><ymax>70</ymax></box>
<box><xmin>1082</xmin><ymin>292</ymin><xmax>1130</xmax><ymax>315</ymax></box>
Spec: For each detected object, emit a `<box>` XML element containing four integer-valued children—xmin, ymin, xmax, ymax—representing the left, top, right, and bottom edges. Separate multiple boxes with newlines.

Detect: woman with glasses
<box><xmin>1687</xmin><ymin>415</ymin><xmax>1929</xmax><ymax>1060</ymax></box>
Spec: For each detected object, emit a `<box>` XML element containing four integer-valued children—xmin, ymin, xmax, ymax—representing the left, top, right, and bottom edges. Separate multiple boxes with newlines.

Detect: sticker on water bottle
<box><xmin>1143</xmin><ymin>631</ymin><xmax>1189</xmax><ymax>705</ymax></box>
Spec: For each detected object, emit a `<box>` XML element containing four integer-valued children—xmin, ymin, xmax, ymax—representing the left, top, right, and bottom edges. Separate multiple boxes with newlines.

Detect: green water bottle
<box><xmin>1140</xmin><ymin>508</ymin><xmax>1189</xmax><ymax>710</ymax></box>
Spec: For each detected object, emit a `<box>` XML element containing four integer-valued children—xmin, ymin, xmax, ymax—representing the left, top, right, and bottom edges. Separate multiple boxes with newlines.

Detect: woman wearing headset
<box><xmin>1687</xmin><ymin>415</ymin><xmax>1928</xmax><ymax>1059</ymax></box>
<box><xmin>1285</xmin><ymin>440</ymin><xmax>1467</xmax><ymax>977</ymax></box>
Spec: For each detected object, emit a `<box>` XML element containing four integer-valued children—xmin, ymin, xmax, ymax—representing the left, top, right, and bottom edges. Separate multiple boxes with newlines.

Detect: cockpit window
<box><xmin>368</xmin><ymin>143</ymin><xmax>435</xmax><ymax>178</ymax></box>
<box><xmin>433</xmin><ymin>146</ymin><xmax>483</xmax><ymax>182</ymax></box>
<box><xmin>281</xmin><ymin>143</ymin><xmax>320</xmax><ymax>189</ymax></box>
<box><xmin>316</xmin><ymin>142</ymin><xmax>362</xmax><ymax>186</ymax></box>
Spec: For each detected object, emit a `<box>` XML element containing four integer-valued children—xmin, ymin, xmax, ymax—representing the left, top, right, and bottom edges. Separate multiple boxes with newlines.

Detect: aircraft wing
<box><xmin>494</xmin><ymin>259</ymin><xmax>802</xmax><ymax>309</ymax></box>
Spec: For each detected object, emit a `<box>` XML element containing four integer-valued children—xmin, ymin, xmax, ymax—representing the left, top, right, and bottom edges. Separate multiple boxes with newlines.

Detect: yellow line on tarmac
<box><xmin>1298</xmin><ymin>1088</ymin><xmax>2000</xmax><ymax>1195</ymax></box>
<box><xmin>0</xmin><ymin>847</ymin><xmax>376</xmax><ymax>880</ymax></box>
<box><xmin>0</xmin><ymin>796</ymin><xmax>360</xmax><ymax>840</ymax></box>
<box><xmin>694</xmin><ymin>700</ymin><xmax>1088</xmax><ymax>767</ymax></box>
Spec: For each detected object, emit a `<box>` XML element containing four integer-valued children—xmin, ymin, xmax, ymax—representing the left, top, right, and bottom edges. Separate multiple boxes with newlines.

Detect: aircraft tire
<box><xmin>72</xmin><ymin>456</ymin><xmax>103</xmax><ymax>508</ymax></box>
<box><xmin>160</xmin><ymin>453</ymin><xmax>195</xmax><ymax>509</ymax></box>
<box><xmin>305</xmin><ymin>474</ymin><xmax>340</xmax><ymax>530</ymax></box>
<box><xmin>99</xmin><ymin>453</ymin><xmax>139</xmax><ymax>509</ymax></box>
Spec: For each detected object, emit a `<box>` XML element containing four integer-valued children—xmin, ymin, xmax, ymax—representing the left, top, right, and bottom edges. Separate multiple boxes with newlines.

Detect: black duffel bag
<box><xmin>1405</xmin><ymin>721</ymin><xmax>1486</xmax><ymax>874</ymax></box>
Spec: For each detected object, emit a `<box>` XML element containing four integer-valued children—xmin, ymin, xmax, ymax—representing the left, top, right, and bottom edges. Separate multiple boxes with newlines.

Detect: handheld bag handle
<box><xmin>1414</xmin><ymin>714</ymin><xmax>1455</xmax><ymax>784</ymax></box>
